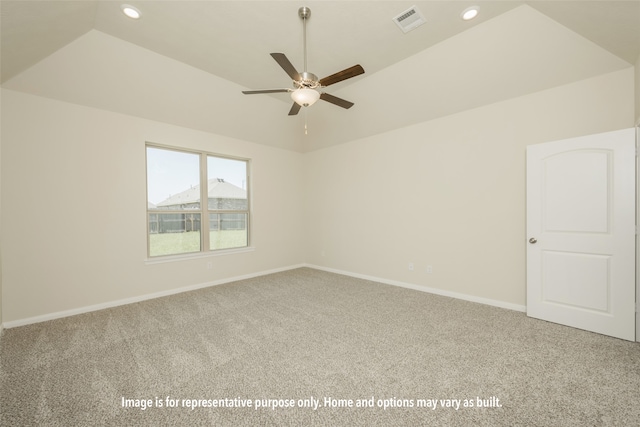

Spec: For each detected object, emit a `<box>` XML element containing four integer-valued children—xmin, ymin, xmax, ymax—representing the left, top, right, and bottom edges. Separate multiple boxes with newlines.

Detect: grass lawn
<box><xmin>149</xmin><ymin>230</ymin><xmax>247</xmax><ymax>257</ymax></box>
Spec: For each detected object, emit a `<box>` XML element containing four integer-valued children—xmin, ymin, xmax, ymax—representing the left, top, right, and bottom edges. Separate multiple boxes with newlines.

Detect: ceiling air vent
<box><xmin>393</xmin><ymin>6</ymin><xmax>426</xmax><ymax>33</ymax></box>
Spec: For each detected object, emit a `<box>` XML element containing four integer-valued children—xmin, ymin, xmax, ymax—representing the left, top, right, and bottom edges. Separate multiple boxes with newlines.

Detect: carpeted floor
<box><xmin>1</xmin><ymin>267</ymin><xmax>639</xmax><ymax>426</ymax></box>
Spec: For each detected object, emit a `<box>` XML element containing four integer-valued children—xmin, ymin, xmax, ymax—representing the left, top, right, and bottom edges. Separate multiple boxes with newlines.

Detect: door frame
<box><xmin>636</xmin><ymin>124</ymin><xmax>640</xmax><ymax>342</ymax></box>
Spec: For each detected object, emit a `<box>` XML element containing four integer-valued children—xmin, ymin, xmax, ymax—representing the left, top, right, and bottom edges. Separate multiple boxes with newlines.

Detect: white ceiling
<box><xmin>1</xmin><ymin>1</ymin><xmax>639</xmax><ymax>152</ymax></box>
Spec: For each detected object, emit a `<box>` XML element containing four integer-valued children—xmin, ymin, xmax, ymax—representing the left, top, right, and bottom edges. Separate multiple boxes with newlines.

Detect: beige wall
<box><xmin>303</xmin><ymin>68</ymin><xmax>635</xmax><ymax>308</ymax></box>
<box><xmin>1</xmin><ymin>65</ymin><xmax>635</xmax><ymax>325</ymax></box>
<box><xmin>1</xmin><ymin>89</ymin><xmax>305</xmax><ymax>323</ymax></box>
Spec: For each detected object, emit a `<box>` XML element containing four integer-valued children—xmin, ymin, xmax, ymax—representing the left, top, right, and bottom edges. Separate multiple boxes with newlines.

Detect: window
<box><xmin>146</xmin><ymin>144</ymin><xmax>249</xmax><ymax>258</ymax></box>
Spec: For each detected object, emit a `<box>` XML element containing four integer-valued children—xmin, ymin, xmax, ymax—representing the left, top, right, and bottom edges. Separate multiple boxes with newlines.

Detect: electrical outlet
<box><xmin>426</xmin><ymin>265</ymin><xmax>433</xmax><ymax>274</ymax></box>
<box><xmin>207</xmin><ymin>261</ymin><xmax>213</xmax><ymax>270</ymax></box>
<box><xmin>408</xmin><ymin>263</ymin><xmax>414</xmax><ymax>271</ymax></box>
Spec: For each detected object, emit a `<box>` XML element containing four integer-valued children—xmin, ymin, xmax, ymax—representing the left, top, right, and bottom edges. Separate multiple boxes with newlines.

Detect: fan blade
<box><xmin>320</xmin><ymin>93</ymin><xmax>354</xmax><ymax>109</ymax></box>
<box><xmin>242</xmin><ymin>89</ymin><xmax>290</xmax><ymax>94</ymax></box>
<box><xmin>288</xmin><ymin>102</ymin><xmax>302</xmax><ymax>116</ymax></box>
<box><xmin>319</xmin><ymin>65</ymin><xmax>364</xmax><ymax>87</ymax></box>
<box><xmin>271</xmin><ymin>53</ymin><xmax>301</xmax><ymax>81</ymax></box>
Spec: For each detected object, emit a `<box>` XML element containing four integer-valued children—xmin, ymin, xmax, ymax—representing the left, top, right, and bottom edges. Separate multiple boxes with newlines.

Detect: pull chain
<box><xmin>304</xmin><ymin>109</ymin><xmax>309</xmax><ymax>135</ymax></box>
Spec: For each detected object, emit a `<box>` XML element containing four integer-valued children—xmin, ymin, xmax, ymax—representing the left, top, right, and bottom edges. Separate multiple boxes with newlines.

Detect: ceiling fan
<box><xmin>242</xmin><ymin>7</ymin><xmax>365</xmax><ymax>116</ymax></box>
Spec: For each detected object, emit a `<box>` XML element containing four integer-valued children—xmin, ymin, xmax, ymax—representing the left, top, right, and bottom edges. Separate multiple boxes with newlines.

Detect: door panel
<box><xmin>526</xmin><ymin>128</ymin><xmax>635</xmax><ymax>341</ymax></box>
<box><xmin>542</xmin><ymin>251</ymin><xmax>610</xmax><ymax>312</ymax></box>
<box><xmin>543</xmin><ymin>150</ymin><xmax>610</xmax><ymax>233</ymax></box>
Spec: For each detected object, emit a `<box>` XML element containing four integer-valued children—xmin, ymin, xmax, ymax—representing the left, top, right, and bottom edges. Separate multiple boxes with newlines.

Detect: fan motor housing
<box><xmin>296</xmin><ymin>71</ymin><xmax>320</xmax><ymax>89</ymax></box>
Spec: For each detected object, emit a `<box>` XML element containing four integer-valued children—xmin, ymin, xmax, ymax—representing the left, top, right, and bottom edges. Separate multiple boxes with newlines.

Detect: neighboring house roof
<box><xmin>156</xmin><ymin>179</ymin><xmax>246</xmax><ymax>207</ymax></box>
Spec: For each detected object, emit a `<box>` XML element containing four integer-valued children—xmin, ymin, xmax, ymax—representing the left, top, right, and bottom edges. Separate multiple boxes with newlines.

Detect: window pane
<box><xmin>209</xmin><ymin>213</ymin><xmax>248</xmax><ymax>250</ymax></box>
<box><xmin>149</xmin><ymin>213</ymin><xmax>201</xmax><ymax>257</ymax></box>
<box><xmin>207</xmin><ymin>156</ymin><xmax>247</xmax><ymax>211</ymax></box>
<box><xmin>146</xmin><ymin>145</ymin><xmax>250</xmax><ymax>258</ymax></box>
<box><xmin>147</xmin><ymin>147</ymin><xmax>200</xmax><ymax>210</ymax></box>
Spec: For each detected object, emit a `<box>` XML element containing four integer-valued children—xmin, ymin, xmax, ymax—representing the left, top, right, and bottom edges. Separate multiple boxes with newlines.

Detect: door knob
<box><xmin>529</xmin><ymin>237</ymin><xmax>537</xmax><ymax>244</ymax></box>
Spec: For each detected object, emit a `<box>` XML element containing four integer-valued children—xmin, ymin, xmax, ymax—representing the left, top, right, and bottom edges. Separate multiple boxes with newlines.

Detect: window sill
<box><xmin>144</xmin><ymin>246</ymin><xmax>256</xmax><ymax>265</ymax></box>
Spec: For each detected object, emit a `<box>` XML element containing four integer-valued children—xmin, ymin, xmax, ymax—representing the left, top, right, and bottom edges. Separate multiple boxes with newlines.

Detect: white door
<box><xmin>526</xmin><ymin>128</ymin><xmax>636</xmax><ymax>341</ymax></box>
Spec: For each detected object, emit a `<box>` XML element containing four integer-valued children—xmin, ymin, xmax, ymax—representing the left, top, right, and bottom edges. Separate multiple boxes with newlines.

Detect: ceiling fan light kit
<box><xmin>242</xmin><ymin>6</ymin><xmax>364</xmax><ymax>116</ymax></box>
<box><xmin>291</xmin><ymin>88</ymin><xmax>320</xmax><ymax>107</ymax></box>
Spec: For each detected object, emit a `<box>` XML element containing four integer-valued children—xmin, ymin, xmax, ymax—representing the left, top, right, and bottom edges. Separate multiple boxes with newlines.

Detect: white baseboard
<box><xmin>3</xmin><ymin>263</ymin><xmax>525</xmax><ymax>329</ymax></box>
<box><xmin>305</xmin><ymin>264</ymin><xmax>526</xmax><ymax>313</ymax></box>
<box><xmin>3</xmin><ymin>264</ymin><xmax>306</xmax><ymax>329</ymax></box>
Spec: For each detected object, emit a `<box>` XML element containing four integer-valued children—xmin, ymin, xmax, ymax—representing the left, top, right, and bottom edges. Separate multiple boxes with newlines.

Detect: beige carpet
<box><xmin>1</xmin><ymin>267</ymin><xmax>639</xmax><ymax>426</ymax></box>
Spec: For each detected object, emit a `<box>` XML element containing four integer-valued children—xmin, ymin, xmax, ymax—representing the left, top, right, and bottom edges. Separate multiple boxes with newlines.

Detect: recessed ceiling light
<box><xmin>461</xmin><ymin>6</ymin><xmax>479</xmax><ymax>21</ymax></box>
<box><xmin>121</xmin><ymin>4</ymin><xmax>141</xmax><ymax>19</ymax></box>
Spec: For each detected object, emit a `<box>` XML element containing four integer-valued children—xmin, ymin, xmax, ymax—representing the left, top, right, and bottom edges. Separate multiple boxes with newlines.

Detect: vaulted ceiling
<box><xmin>2</xmin><ymin>1</ymin><xmax>639</xmax><ymax>152</ymax></box>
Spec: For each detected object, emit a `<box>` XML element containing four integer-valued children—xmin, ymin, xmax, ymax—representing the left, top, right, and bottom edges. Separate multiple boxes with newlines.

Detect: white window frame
<box><xmin>145</xmin><ymin>143</ymin><xmax>251</xmax><ymax>261</ymax></box>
